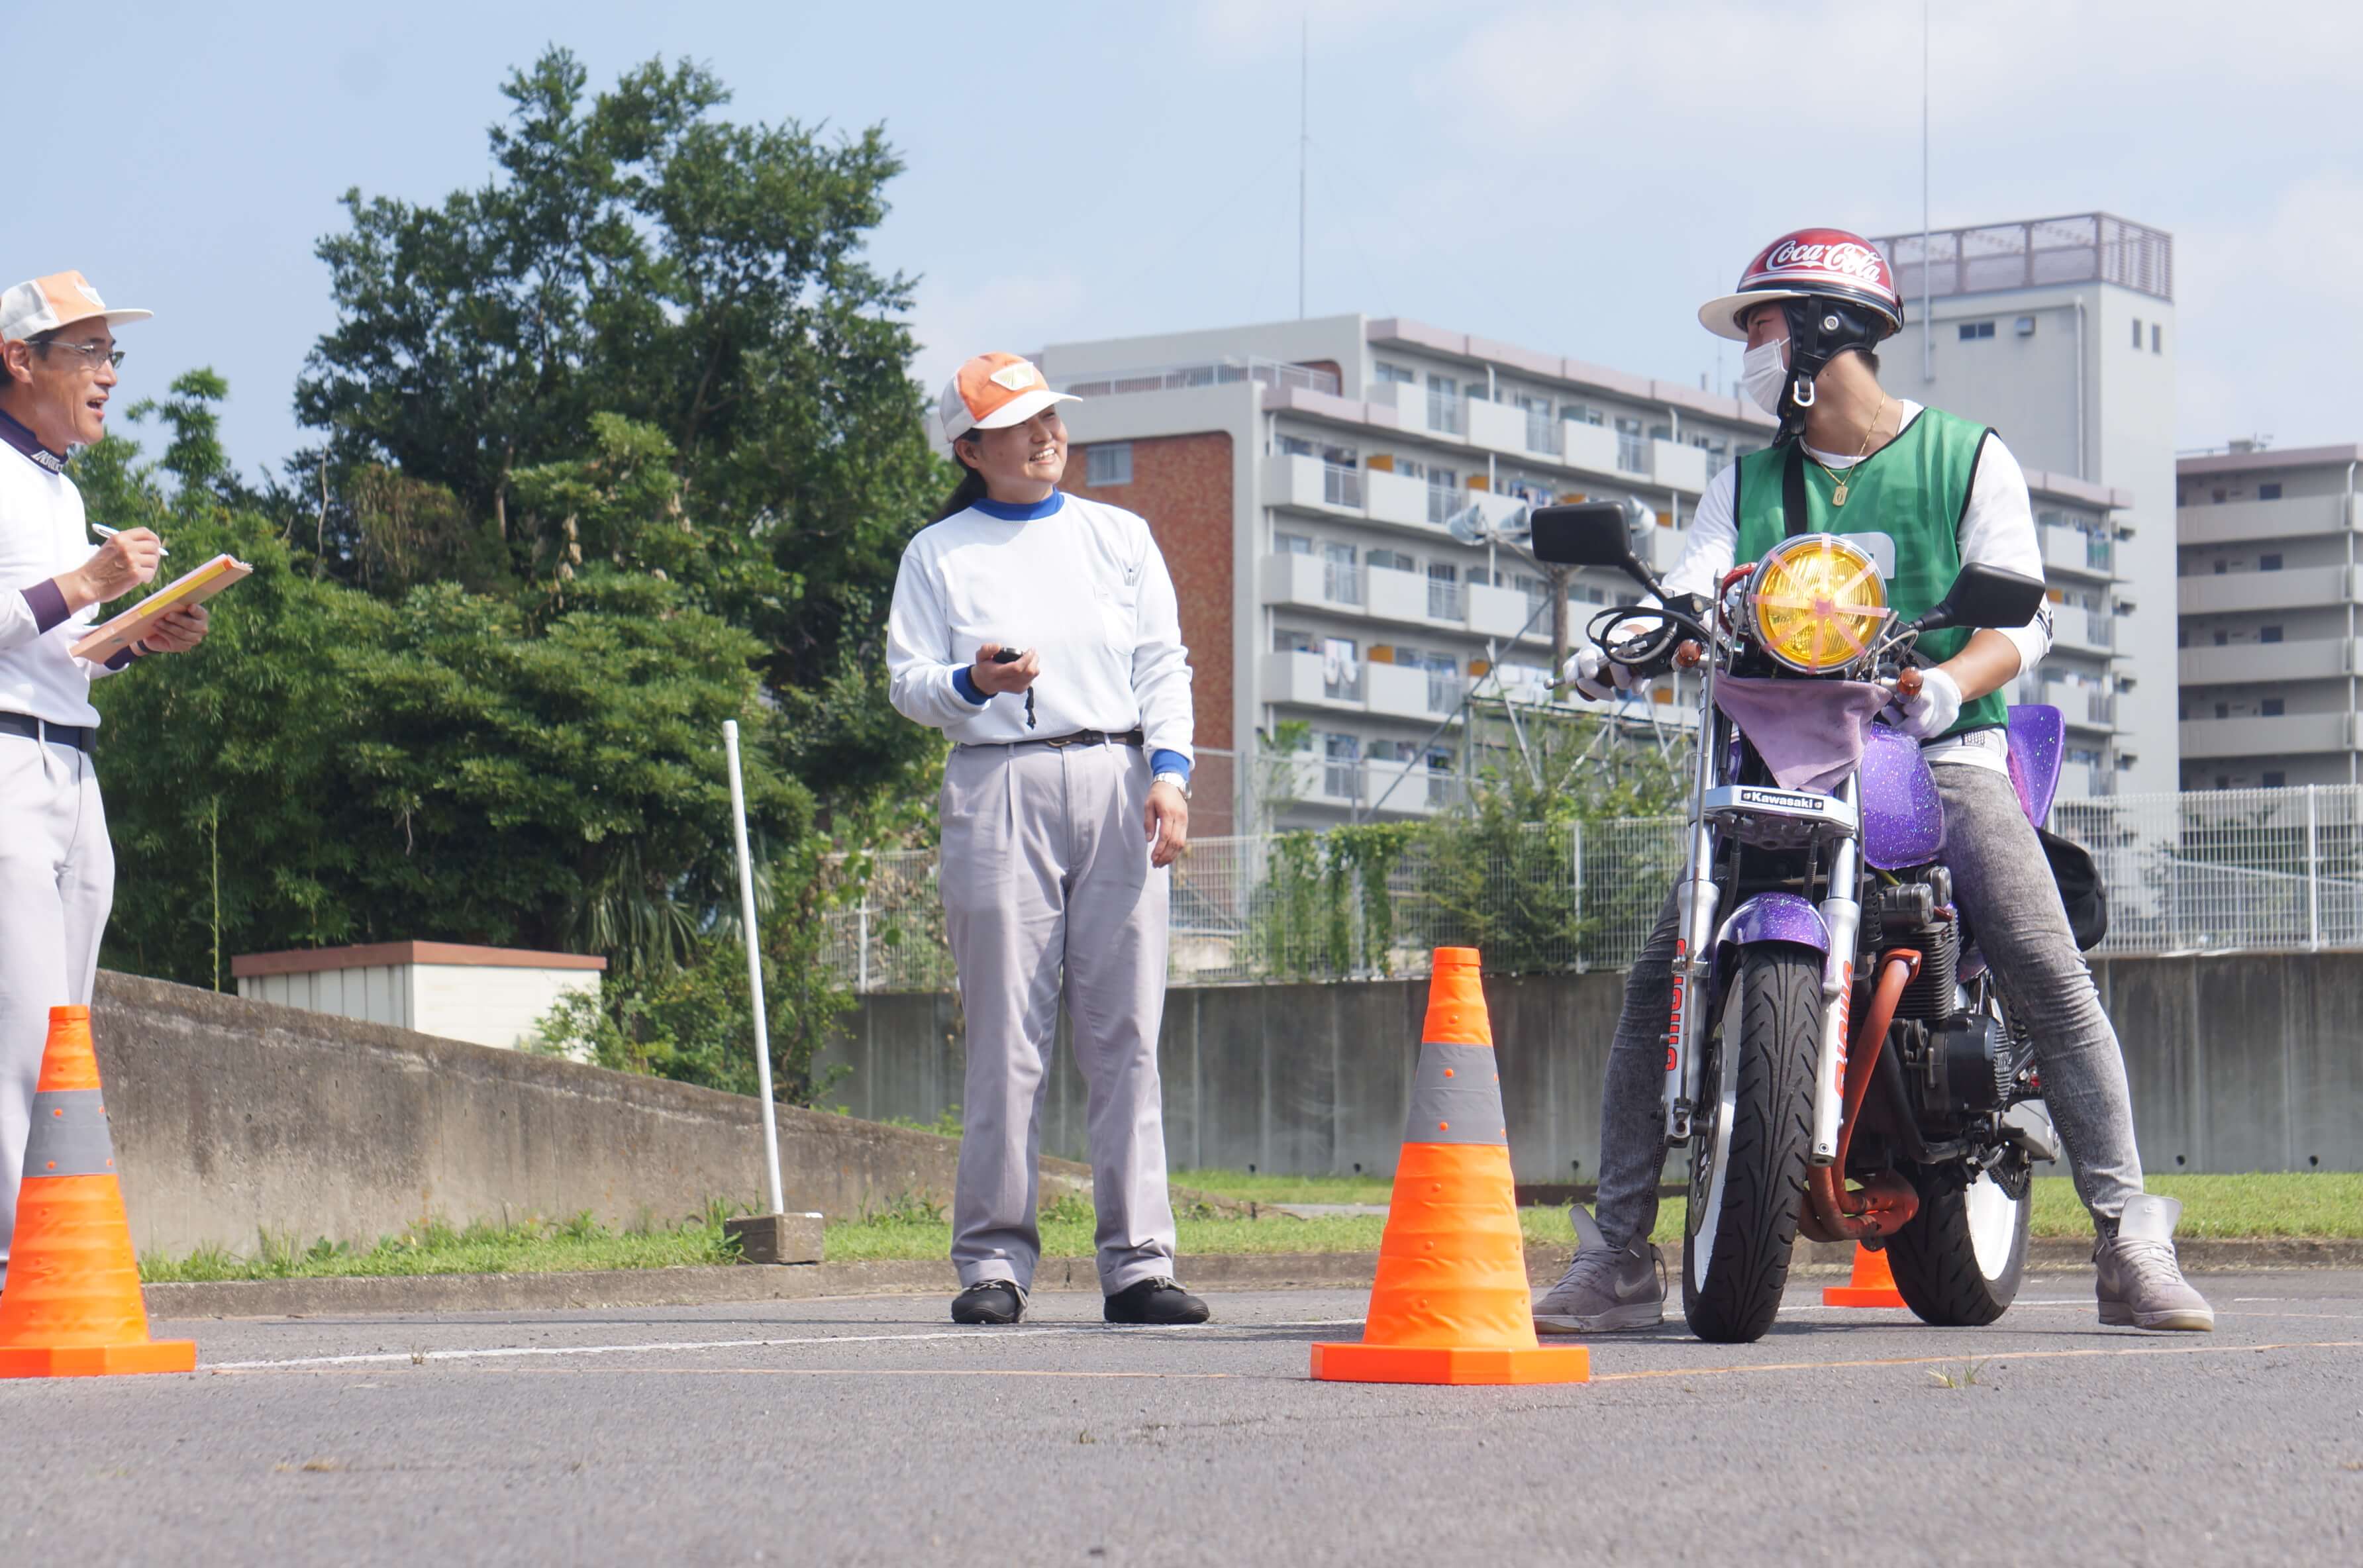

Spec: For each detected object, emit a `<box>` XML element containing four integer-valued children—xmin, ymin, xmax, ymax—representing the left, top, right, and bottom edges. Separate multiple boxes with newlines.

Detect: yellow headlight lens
<box><xmin>1749</xmin><ymin>535</ymin><xmax>1887</xmax><ymax>671</ymax></box>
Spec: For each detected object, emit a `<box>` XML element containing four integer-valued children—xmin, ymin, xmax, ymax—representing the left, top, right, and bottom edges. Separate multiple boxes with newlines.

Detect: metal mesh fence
<box><xmin>821</xmin><ymin>783</ymin><xmax>2363</xmax><ymax>993</ymax></box>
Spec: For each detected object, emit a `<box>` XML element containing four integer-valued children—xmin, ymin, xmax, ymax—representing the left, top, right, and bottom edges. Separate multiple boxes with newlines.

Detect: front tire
<box><xmin>1683</xmin><ymin>943</ymin><xmax>1823</xmax><ymax>1344</ymax></box>
<box><xmin>1886</xmin><ymin>1161</ymin><xmax>2031</xmax><ymax>1326</ymax></box>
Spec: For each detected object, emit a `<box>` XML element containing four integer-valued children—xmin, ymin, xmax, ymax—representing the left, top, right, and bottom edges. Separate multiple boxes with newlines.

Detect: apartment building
<box><xmin>1872</xmin><ymin>212</ymin><xmax>2171</xmax><ymax>795</ymax></box>
<box><xmin>1034</xmin><ymin>309</ymin><xmax>2135</xmax><ymax>825</ymax></box>
<box><xmin>2175</xmin><ymin>442</ymin><xmax>2363</xmax><ymax>789</ymax></box>
<box><xmin>1038</xmin><ymin>315</ymin><xmax>1772</xmax><ymax>826</ymax></box>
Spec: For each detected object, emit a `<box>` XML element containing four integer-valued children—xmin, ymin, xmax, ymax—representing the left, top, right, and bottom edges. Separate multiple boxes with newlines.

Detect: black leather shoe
<box><xmin>1103</xmin><ymin>1277</ymin><xmax>1211</xmax><ymax>1325</ymax></box>
<box><xmin>952</xmin><ymin>1280</ymin><xmax>1027</xmax><ymax>1325</ymax></box>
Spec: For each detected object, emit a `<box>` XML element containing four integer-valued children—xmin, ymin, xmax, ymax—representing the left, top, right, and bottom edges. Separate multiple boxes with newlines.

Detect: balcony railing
<box><xmin>1525</xmin><ymin>408</ymin><xmax>1555</xmax><ymax>452</ymax></box>
<box><xmin>1874</xmin><ymin>213</ymin><xmax>2172</xmax><ymax>304</ymax></box>
<box><xmin>1055</xmin><ymin>356</ymin><xmax>1340</xmax><ymax>398</ymax></box>
<box><xmin>1427</xmin><ymin>579</ymin><xmax>1465</xmax><ymax>620</ymax></box>
<box><xmin>1427</xmin><ymin>486</ymin><xmax>1458</xmax><ymax>525</ymax></box>
<box><xmin>1426</xmin><ymin>670</ymin><xmax>1464</xmax><ymax>713</ymax></box>
<box><xmin>1323</xmin><ymin>671</ymin><xmax>1363</xmax><ymax>704</ymax></box>
<box><xmin>1616</xmin><ymin>434</ymin><xmax>1652</xmax><ymax>474</ymax></box>
<box><xmin>1321</xmin><ymin>560</ymin><xmax>1362</xmax><ymax>606</ymax></box>
<box><xmin>1427</xmin><ymin>388</ymin><xmax>1465</xmax><ymax>435</ymax></box>
<box><xmin>1322</xmin><ymin>464</ymin><xmax>1362</xmax><ymax>510</ymax></box>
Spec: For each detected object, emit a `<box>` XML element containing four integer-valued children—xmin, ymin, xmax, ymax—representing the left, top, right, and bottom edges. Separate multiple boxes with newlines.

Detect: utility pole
<box><xmin>1548</xmin><ymin>567</ymin><xmax>1571</xmax><ymax>689</ymax></box>
<box><xmin>1920</xmin><ymin>0</ymin><xmax>1933</xmax><ymax>383</ymax></box>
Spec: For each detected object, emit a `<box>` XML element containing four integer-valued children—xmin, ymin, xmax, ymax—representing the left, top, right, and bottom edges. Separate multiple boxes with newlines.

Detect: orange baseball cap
<box><xmin>936</xmin><ymin>352</ymin><xmax>1078</xmax><ymax>443</ymax></box>
<box><xmin>0</xmin><ymin>270</ymin><xmax>151</xmax><ymax>342</ymax></box>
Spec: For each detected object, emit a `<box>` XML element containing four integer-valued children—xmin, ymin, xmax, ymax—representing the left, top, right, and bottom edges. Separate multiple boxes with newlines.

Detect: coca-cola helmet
<box><xmin>1698</xmin><ymin>228</ymin><xmax>1904</xmax><ymax>341</ymax></box>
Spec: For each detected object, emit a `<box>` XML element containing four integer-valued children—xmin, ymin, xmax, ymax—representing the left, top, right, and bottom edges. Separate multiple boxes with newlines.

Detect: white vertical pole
<box><xmin>724</xmin><ymin>719</ymin><xmax>786</xmax><ymax>1216</ymax></box>
<box><xmin>2306</xmin><ymin>783</ymin><xmax>2323</xmax><ymax>953</ymax></box>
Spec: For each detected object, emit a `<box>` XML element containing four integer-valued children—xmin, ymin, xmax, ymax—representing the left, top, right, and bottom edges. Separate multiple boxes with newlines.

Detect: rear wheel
<box><xmin>1886</xmin><ymin>1158</ymin><xmax>2032</xmax><ymax>1326</ymax></box>
<box><xmin>1683</xmin><ymin>944</ymin><xmax>1823</xmax><ymax>1344</ymax></box>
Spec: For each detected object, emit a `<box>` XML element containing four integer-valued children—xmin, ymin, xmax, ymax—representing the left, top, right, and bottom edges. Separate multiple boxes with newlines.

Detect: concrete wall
<box><xmin>826</xmin><ymin>952</ymin><xmax>2363</xmax><ymax>1179</ymax></box>
<box><xmin>91</xmin><ymin>972</ymin><xmax>1085</xmax><ymax>1260</ymax></box>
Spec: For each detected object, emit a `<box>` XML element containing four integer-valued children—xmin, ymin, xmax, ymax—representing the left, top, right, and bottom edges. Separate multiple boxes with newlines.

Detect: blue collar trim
<box><xmin>0</xmin><ymin>407</ymin><xmax>67</xmax><ymax>475</ymax></box>
<box><xmin>972</xmin><ymin>491</ymin><xmax>1065</xmax><ymax>522</ymax></box>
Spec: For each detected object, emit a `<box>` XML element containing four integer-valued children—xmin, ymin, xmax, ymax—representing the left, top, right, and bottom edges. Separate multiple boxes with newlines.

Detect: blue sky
<box><xmin>23</xmin><ymin>1</ymin><xmax>2358</xmax><ymax>481</ymax></box>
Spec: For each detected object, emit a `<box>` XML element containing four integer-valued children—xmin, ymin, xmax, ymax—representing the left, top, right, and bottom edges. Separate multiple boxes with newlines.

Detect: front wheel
<box><xmin>1885</xmin><ymin>1159</ymin><xmax>2032</xmax><ymax>1326</ymax></box>
<box><xmin>1683</xmin><ymin>943</ymin><xmax>1823</xmax><ymax>1344</ymax></box>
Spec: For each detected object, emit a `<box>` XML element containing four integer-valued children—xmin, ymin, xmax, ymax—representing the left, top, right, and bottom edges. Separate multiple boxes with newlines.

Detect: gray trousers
<box><xmin>0</xmin><ymin>733</ymin><xmax>114</xmax><ymax>1279</ymax></box>
<box><xmin>1592</xmin><ymin>761</ymin><xmax>2144</xmax><ymax>1252</ymax></box>
<box><xmin>940</xmin><ymin>739</ymin><xmax>1178</xmax><ymax>1294</ymax></box>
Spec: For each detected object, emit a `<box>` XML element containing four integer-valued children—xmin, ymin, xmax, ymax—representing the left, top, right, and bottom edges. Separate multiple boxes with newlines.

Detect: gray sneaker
<box><xmin>1533</xmin><ymin>1206</ymin><xmax>1665</xmax><ymax>1334</ymax></box>
<box><xmin>2094</xmin><ymin>1193</ymin><xmax>2215</xmax><ymax>1332</ymax></box>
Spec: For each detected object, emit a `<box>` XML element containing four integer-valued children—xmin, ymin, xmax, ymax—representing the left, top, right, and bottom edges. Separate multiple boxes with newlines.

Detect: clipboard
<box><xmin>68</xmin><ymin>553</ymin><xmax>252</xmax><ymax>662</ymax></box>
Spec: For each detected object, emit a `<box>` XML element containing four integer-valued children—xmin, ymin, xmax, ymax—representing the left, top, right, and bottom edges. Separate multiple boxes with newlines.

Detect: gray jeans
<box><xmin>1591</xmin><ymin>761</ymin><xmax>2142</xmax><ymax>1251</ymax></box>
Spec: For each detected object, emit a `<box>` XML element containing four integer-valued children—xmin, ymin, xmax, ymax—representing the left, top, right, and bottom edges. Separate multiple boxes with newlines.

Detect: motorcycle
<box><xmin>1533</xmin><ymin>502</ymin><xmax>2069</xmax><ymax>1344</ymax></box>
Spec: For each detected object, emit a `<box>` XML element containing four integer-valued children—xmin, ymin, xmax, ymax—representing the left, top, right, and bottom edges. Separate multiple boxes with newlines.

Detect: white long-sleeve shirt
<box><xmin>887</xmin><ymin>491</ymin><xmax>1194</xmax><ymax>769</ymax></box>
<box><xmin>1658</xmin><ymin>403</ymin><xmax>2053</xmax><ymax>772</ymax></box>
<box><xmin>1</xmin><ymin>411</ymin><xmax>137</xmax><ymax>726</ymax></box>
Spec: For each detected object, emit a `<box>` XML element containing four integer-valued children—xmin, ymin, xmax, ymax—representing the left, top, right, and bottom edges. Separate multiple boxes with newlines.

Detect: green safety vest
<box><xmin>1732</xmin><ymin>407</ymin><xmax>2009</xmax><ymax>740</ymax></box>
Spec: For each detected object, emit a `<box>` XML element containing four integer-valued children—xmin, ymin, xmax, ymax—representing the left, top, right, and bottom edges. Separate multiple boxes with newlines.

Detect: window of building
<box><xmin>1562</xmin><ymin>404</ymin><xmax>1605</xmax><ymax>427</ymax></box>
<box><xmin>2261</xmin><ymin>553</ymin><xmax>2284</xmax><ymax>571</ymax></box>
<box><xmin>1957</xmin><ymin>320</ymin><xmax>1995</xmax><ymax>340</ymax></box>
<box><xmin>1274</xmin><ymin>627</ymin><xmax>1315</xmax><ymax>653</ymax></box>
<box><xmin>1086</xmin><ymin>442</ymin><xmax>1132</xmax><ymax>487</ymax></box>
<box><xmin>1368</xmin><ymin>548</ymin><xmax>1417</xmax><ymax>574</ymax></box>
<box><xmin>2260</xmin><ymin>482</ymin><xmax>2283</xmax><ymax>501</ymax></box>
<box><xmin>1374</xmin><ymin>362</ymin><xmax>1415</xmax><ymax>384</ymax></box>
<box><xmin>1393</xmin><ymin>457</ymin><xmax>1426</xmax><ymax>481</ymax></box>
<box><xmin>1277</xmin><ymin>434</ymin><xmax>1316</xmax><ymax>458</ymax></box>
<box><xmin>2262</xmin><ymin>698</ymin><xmax>2286</xmax><ymax>717</ymax></box>
<box><xmin>2152</xmin><ymin>324</ymin><xmax>2162</xmax><ymax>354</ymax></box>
<box><xmin>2262</xmin><ymin>626</ymin><xmax>2284</xmax><ymax>644</ymax></box>
<box><xmin>2215</xmin><ymin>703</ymin><xmax>2230</xmax><ymax>719</ymax></box>
<box><xmin>2213</xmin><ymin>487</ymin><xmax>2228</xmax><ymax>503</ymax></box>
<box><xmin>2214</xmin><ymin>628</ymin><xmax>2229</xmax><ymax>646</ymax></box>
<box><xmin>2131</xmin><ymin>317</ymin><xmax>2143</xmax><ymax>348</ymax></box>
<box><xmin>2214</xmin><ymin>558</ymin><xmax>2229</xmax><ymax>575</ymax></box>
<box><xmin>2264</xmin><ymin>771</ymin><xmax>2288</xmax><ymax>788</ymax></box>
<box><xmin>1275</xmin><ymin>532</ymin><xmax>1313</xmax><ymax>555</ymax></box>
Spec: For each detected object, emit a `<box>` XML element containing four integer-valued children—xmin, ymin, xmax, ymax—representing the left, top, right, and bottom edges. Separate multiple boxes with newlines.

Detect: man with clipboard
<box><xmin>0</xmin><ymin>271</ymin><xmax>209</xmax><ymax>1290</ymax></box>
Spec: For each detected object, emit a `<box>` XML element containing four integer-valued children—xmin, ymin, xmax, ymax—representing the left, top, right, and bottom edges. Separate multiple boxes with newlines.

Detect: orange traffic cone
<box><xmin>0</xmin><ymin>1006</ymin><xmax>195</xmax><ymax>1379</ymax></box>
<box><xmin>1312</xmin><ymin>948</ymin><xmax>1589</xmax><ymax>1387</ymax></box>
<box><xmin>1823</xmin><ymin>1242</ymin><xmax>1906</xmax><ymax>1308</ymax></box>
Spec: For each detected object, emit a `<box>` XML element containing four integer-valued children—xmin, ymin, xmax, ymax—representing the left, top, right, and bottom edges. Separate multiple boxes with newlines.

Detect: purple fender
<box><xmin>1715</xmin><ymin>892</ymin><xmax>1830</xmax><ymax>957</ymax></box>
<box><xmin>2007</xmin><ymin>705</ymin><xmax>2066</xmax><ymax>827</ymax></box>
<box><xmin>1860</xmin><ymin>725</ymin><xmax>1946</xmax><ymax>870</ymax></box>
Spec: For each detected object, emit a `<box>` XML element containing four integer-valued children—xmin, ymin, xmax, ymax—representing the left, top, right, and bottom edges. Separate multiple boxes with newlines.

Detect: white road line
<box><xmin>205</xmin><ymin>1318</ymin><xmax>1366</xmax><ymax>1373</ymax></box>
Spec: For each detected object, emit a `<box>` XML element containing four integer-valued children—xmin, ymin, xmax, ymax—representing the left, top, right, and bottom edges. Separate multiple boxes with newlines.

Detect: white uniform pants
<box><xmin>940</xmin><ymin>739</ymin><xmax>1178</xmax><ymax>1295</ymax></box>
<box><xmin>0</xmin><ymin>730</ymin><xmax>114</xmax><ymax>1278</ymax></box>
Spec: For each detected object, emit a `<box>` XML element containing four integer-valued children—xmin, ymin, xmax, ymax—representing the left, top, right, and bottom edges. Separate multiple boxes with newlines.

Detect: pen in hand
<box><xmin>91</xmin><ymin>522</ymin><xmax>169</xmax><ymax>559</ymax></box>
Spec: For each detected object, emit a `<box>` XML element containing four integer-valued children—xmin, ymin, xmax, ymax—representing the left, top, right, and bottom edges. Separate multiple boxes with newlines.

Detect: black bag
<box><xmin>2038</xmin><ymin>826</ymin><xmax>2109</xmax><ymax>952</ymax></box>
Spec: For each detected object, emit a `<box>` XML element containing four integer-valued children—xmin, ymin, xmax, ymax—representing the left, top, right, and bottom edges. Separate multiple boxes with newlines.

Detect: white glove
<box><xmin>1893</xmin><ymin>664</ymin><xmax>1964</xmax><ymax>739</ymax></box>
<box><xmin>1566</xmin><ymin>644</ymin><xmax>1636</xmax><ymax>702</ymax></box>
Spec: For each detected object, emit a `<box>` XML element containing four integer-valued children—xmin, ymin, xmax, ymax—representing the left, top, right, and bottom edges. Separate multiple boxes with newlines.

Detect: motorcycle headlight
<box><xmin>1748</xmin><ymin>534</ymin><xmax>1889</xmax><ymax>673</ymax></box>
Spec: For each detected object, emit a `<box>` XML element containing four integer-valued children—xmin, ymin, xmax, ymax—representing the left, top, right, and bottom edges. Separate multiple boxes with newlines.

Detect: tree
<box><xmin>295</xmin><ymin>46</ymin><xmax>947</xmax><ymax>806</ymax></box>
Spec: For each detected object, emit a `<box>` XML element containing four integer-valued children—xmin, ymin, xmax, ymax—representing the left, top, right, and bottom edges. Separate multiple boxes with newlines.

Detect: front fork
<box><xmin>1663</xmin><ymin>693</ymin><xmax>1723</xmax><ymax>1146</ymax></box>
<box><xmin>1809</xmin><ymin>779</ymin><xmax>1862</xmax><ymax>1166</ymax></box>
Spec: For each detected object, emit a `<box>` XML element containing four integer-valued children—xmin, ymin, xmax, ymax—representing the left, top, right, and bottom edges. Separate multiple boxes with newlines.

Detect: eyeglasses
<box><xmin>41</xmin><ymin>340</ymin><xmax>125</xmax><ymax>370</ymax></box>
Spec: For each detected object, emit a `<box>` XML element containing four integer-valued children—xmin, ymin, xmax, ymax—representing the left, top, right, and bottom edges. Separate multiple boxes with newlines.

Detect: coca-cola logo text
<box><xmin>1762</xmin><ymin>238</ymin><xmax>1888</xmax><ymax>287</ymax></box>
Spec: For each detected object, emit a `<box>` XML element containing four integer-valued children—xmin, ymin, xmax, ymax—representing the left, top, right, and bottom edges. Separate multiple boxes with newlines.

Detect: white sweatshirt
<box><xmin>887</xmin><ymin>491</ymin><xmax>1194</xmax><ymax>770</ymax></box>
<box><xmin>1661</xmin><ymin>403</ymin><xmax>2054</xmax><ymax>773</ymax></box>
<box><xmin>0</xmin><ymin>411</ymin><xmax>137</xmax><ymax>726</ymax></box>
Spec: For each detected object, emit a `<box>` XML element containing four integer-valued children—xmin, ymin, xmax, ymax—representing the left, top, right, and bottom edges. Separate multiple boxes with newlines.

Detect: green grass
<box><xmin>139</xmin><ymin>1210</ymin><xmax>739</xmax><ymax>1283</ymax></box>
<box><xmin>134</xmin><ymin>1173</ymin><xmax>2362</xmax><ymax>1282</ymax></box>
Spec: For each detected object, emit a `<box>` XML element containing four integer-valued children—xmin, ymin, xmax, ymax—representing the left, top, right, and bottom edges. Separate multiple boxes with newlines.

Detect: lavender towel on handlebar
<box><xmin>1711</xmin><ymin>676</ymin><xmax>1893</xmax><ymax>793</ymax></box>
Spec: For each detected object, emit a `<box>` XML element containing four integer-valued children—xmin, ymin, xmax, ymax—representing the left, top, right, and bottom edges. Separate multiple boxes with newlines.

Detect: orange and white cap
<box><xmin>937</xmin><ymin>352</ymin><xmax>1077</xmax><ymax>444</ymax></box>
<box><xmin>0</xmin><ymin>270</ymin><xmax>152</xmax><ymax>343</ymax></box>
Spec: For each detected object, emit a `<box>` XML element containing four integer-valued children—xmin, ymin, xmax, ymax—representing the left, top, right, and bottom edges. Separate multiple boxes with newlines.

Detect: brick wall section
<box><xmin>1066</xmin><ymin>433</ymin><xmax>1235</xmax><ymax>751</ymax></box>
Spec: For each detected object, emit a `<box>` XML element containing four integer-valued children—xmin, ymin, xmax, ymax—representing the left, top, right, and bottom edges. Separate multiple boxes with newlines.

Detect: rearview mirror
<box><xmin>1914</xmin><ymin>564</ymin><xmax>2048</xmax><ymax>634</ymax></box>
<box><xmin>1530</xmin><ymin>501</ymin><xmax>1659</xmax><ymax>592</ymax></box>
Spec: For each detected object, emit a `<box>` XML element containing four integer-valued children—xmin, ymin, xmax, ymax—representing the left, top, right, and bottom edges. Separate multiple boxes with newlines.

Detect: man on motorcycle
<box><xmin>1537</xmin><ymin>228</ymin><xmax>2212</xmax><ymax>1335</ymax></box>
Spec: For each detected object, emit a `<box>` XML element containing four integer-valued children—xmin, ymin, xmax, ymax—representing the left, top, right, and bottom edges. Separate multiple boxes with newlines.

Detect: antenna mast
<box><xmin>1920</xmin><ymin>0</ymin><xmax>1933</xmax><ymax>382</ymax></box>
<box><xmin>1298</xmin><ymin>14</ymin><xmax>1309</xmax><ymax>320</ymax></box>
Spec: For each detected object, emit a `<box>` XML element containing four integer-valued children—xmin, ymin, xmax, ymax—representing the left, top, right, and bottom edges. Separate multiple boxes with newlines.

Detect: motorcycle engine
<box><xmin>1865</xmin><ymin>868</ymin><xmax>1957</xmax><ymax>1019</ymax></box>
<box><xmin>1925</xmin><ymin>1010</ymin><xmax>2017</xmax><ymax>1114</ymax></box>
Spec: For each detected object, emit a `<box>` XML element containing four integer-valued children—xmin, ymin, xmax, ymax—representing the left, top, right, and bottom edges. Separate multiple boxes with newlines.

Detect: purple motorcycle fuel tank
<box><xmin>1858</xmin><ymin>724</ymin><xmax>1945</xmax><ymax>870</ymax></box>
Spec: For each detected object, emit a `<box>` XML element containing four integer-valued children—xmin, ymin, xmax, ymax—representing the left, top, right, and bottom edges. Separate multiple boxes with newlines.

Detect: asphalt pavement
<box><xmin>3</xmin><ymin>1267</ymin><xmax>2358</xmax><ymax>1566</ymax></box>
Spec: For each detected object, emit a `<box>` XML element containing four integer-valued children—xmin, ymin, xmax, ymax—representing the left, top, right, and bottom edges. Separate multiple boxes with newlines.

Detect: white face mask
<box><xmin>1739</xmin><ymin>336</ymin><xmax>1791</xmax><ymax>416</ymax></box>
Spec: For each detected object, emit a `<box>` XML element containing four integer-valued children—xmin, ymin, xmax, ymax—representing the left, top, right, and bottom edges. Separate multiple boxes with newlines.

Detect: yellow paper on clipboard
<box><xmin>68</xmin><ymin>554</ymin><xmax>251</xmax><ymax>662</ymax></box>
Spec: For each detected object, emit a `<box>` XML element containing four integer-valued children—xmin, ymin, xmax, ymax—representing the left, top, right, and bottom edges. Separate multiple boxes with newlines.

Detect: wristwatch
<box><xmin>1153</xmin><ymin>771</ymin><xmax>1190</xmax><ymax>798</ymax></box>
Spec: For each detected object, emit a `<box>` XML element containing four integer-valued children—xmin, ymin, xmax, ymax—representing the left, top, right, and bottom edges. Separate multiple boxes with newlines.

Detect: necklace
<box><xmin>1812</xmin><ymin>397</ymin><xmax>1890</xmax><ymax>507</ymax></box>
